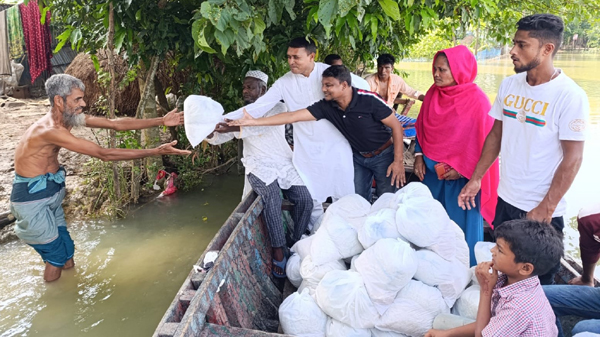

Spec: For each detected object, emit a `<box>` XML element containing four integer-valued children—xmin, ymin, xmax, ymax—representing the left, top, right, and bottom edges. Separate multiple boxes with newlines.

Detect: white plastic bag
<box><xmin>310</xmin><ymin>213</ymin><xmax>363</xmax><ymax>265</ymax></box>
<box><xmin>452</xmin><ymin>284</ymin><xmax>480</xmax><ymax>320</ymax></box>
<box><xmin>474</xmin><ymin>241</ymin><xmax>495</xmax><ymax>264</ymax></box>
<box><xmin>279</xmin><ymin>288</ymin><xmax>328</xmax><ymax>337</ymax></box>
<box><xmin>370</xmin><ymin>329</ymin><xmax>410</xmax><ymax>337</ymax></box>
<box><xmin>375</xmin><ymin>297</ymin><xmax>435</xmax><ymax>337</ymax></box>
<box><xmin>427</xmin><ymin>220</ymin><xmax>470</xmax><ymax>268</ymax></box>
<box><xmin>354</xmin><ymin>238</ymin><xmax>418</xmax><ymax>314</ymax></box>
<box><xmin>325</xmin><ymin>318</ymin><xmax>371</xmax><ymax>337</ymax></box>
<box><xmin>323</xmin><ymin>194</ymin><xmax>371</xmax><ymax>230</ymax></box>
<box><xmin>392</xmin><ymin>182</ymin><xmax>433</xmax><ymax>205</ymax></box>
<box><xmin>299</xmin><ymin>255</ymin><xmax>346</xmax><ymax>296</ymax></box>
<box><xmin>315</xmin><ymin>270</ymin><xmax>380</xmax><ymax>329</ymax></box>
<box><xmin>286</xmin><ymin>253</ymin><xmax>303</xmax><ymax>288</ymax></box>
<box><xmin>370</xmin><ymin>193</ymin><xmax>397</xmax><ymax>213</ymax></box>
<box><xmin>413</xmin><ymin>250</ymin><xmax>470</xmax><ymax>308</ymax></box>
<box><xmin>396</xmin><ymin>198</ymin><xmax>449</xmax><ymax>248</ymax></box>
<box><xmin>397</xmin><ymin>280</ymin><xmax>449</xmax><ymax>316</ymax></box>
<box><xmin>184</xmin><ymin>95</ymin><xmax>224</xmax><ymax>147</ymax></box>
<box><xmin>358</xmin><ymin>208</ymin><xmax>402</xmax><ymax>249</ymax></box>
<box><xmin>291</xmin><ymin>235</ymin><xmax>314</xmax><ymax>261</ymax></box>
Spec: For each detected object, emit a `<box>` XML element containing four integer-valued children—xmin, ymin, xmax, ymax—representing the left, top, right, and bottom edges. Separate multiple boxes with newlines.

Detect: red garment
<box><xmin>415</xmin><ymin>45</ymin><xmax>500</xmax><ymax>225</ymax></box>
<box><xmin>578</xmin><ymin>203</ymin><xmax>600</xmax><ymax>265</ymax></box>
<box><xmin>19</xmin><ymin>0</ymin><xmax>52</xmax><ymax>84</ymax></box>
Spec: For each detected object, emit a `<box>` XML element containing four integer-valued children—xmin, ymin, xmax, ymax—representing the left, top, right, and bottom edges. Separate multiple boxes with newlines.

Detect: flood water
<box><xmin>0</xmin><ymin>174</ymin><xmax>243</xmax><ymax>337</ymax></box>
<box><xmin>399</xmin><ymin>51</ymin><xmax>600</xmax><ymax>267</ymax></box>
<box><xmin>1</xmin><ymin>52</ymin><xmax>600</xmax><ymax>337</ymax></box>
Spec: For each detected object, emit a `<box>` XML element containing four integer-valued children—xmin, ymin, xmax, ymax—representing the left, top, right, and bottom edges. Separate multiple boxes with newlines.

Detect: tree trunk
<box><xmin>108</xmin><ymin>2</ymin><xmax>121</xmax><ymax>201</ymax></box>
<box><xmin>136</xmin><ymin>56</ymin><xmax>162</xmax><ymax>185</ymax></box>
<box><xmin>154</xmin><ymin>77</ymin><xmax>178</xmax><ymax>142</ymax></box>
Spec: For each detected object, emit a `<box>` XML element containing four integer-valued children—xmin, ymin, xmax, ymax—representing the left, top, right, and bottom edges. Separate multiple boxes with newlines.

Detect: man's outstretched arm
<box><xmin>85</xmin><ymin>108</ymin><xmax>184</xmax><ymax>131</ymax></box>
<box><xmin>228</xmin><ymin>108</ymin><xmax>315</xmax><ymax>127</ymax></box>
<box><xmin>45</xmin><ymin>128</ymin><xmax>190</xmax><ymax>161</ymax></box>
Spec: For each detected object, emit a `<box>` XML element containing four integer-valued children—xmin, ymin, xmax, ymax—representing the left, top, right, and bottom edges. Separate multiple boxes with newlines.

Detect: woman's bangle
<box><xmin>415</xmin><ymin>153</ymin><xmax>423</xmax><ymax>157</ymax></box>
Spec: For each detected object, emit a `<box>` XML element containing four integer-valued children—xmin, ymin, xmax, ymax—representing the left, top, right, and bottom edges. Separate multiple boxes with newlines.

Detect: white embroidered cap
<box><xmin>245</xmin><ymin>70</ymin><xmax>268</xmax><ymax>85</ymax></box>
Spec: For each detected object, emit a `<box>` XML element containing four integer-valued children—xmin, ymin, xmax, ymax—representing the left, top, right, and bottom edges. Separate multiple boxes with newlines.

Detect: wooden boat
<box><xmin>154</xmin><ymin>191</ymin><xmax>598</xmax><ymax>337</ymax></box>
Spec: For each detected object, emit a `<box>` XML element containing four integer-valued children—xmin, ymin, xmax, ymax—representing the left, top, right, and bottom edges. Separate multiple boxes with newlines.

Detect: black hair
<box><xmin>324</xmin><ymin>54</ymin><xmax>342</xmax><ymax>65</ymax></box>
<box><xmin>288</xmin><ymin>37</ymin><xmax>317</xmax><ymax>55</ymax></box>
<box><xmin>377</xmin><ymin>53</ymin><xmax>396</xmax><ymax>67</ymax></box>
<box><xmin>322</xmin><ymin>65</ymin><xmax>352</xmax><ymax>86</ymax></box>
<box><xmin>516</xmin><ymin>14</ymin><xmax>564</xmax><ymax>55</ymax></box>
<box><xmin>494</xmin><ymin>219</ymin><xmax>564</xmax><ymax>276</ymax></box>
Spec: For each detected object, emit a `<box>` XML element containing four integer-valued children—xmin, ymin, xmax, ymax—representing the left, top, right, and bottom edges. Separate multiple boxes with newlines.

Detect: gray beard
<box><xmin>62</xmin><ymin>111</ymin><xmax>86</xmax><ymax>128</ymax></box>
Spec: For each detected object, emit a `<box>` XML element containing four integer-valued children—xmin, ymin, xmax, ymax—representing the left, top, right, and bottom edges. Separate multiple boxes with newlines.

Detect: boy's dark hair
<box><xmin>494</xmin><ymin>219</ymin><xmax>564</xmax><ymax>276</ymax></box>
<box><xmin>324</xmin><ymin>54</ymin><xmax>342</xmax><ymax>65</ymax></box>
<box><xmin>322</xmin><ymin>65</ymin><xmax>352</xmax><ymax>86</ymax></box>
<box><xmin>377</xmin><ymin>53</ymin><xmax>396</xmax><ymax>67</ymax></box>
<box><xmin>516</xmin><ymin>14</ymin><xmax>564</xmax><ymax>55</ymax></box>
<box><xmin>288</xmin><ymin>37</ymin><xmax>317</xmax><ymax>55</ymax></box>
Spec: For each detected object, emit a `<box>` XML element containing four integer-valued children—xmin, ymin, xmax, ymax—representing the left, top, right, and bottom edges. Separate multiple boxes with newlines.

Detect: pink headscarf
<box><xmin>415</xmin><ymin>45</ymin><xmax>499</xmax><ymax>225</ymax></box>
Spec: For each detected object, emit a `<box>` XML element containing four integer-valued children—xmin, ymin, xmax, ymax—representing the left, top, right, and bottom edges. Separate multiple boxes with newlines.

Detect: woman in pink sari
<box><xmin>414</xmin><ymin>45</ymin><xmax>499</xmax><ymax>266</ymax></box>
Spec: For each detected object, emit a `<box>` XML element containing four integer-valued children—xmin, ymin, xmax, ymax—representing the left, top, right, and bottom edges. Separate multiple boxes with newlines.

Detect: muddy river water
<box><xmin>0</xmin><ymin>52</ymin><xmax>599</xmax><ymax>336</ymax></box>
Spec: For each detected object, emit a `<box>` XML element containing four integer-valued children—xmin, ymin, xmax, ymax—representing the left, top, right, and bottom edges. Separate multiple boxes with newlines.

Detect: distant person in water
<box><xmin>207</xmin><ymin>70</ymin><xmax>313</xmax><ymax>279</ymax></box>
<box><xmin>10</xmin><ymin>74</ymin><xmax>190</xmax><ymax>282</ymax></box>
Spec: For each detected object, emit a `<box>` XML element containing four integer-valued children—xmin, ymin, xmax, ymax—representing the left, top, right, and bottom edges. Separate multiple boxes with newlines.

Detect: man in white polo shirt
<box><xmin>458</xmin><ymin>13</ymin><xmax>589</xmax><ymax>285</ymax></box>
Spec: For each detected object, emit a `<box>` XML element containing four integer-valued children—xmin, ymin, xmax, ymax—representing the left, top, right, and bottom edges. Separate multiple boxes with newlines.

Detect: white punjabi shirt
<box><xmin>225</xmin><ymin>62</ymin><xmax>355</xmax><ymax>202</ymax></box>
<box><xmin>208</xmin><ymin>103</ymin><xmax>304</xmax><ymax>197</ymax></box>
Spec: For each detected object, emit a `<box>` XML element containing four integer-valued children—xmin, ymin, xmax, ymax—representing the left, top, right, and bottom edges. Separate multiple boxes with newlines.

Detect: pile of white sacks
<box><xmin>279</xmin><ymin>182</ymin><xmax>480</xmax><ymax>337</ymax></box>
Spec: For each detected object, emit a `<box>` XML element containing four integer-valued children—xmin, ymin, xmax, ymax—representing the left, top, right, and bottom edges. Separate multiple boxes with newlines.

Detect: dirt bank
<box><xmin>0</xmin><ymin>96</ymin><xmax>107</xmax><ymax>243</ymax></box>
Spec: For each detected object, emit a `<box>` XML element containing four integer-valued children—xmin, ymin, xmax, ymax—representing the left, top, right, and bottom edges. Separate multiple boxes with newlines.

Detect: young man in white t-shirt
<box><xmin>458</xmin><ymin>13</ymin><xmax>589</xmax><ymax>285</ymax></box>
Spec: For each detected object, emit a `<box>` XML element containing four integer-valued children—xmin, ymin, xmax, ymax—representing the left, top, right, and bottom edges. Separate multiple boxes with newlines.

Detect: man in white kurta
<box><xmin>225</xmin><ymin>38</ymin><xmax>354</xmax><ymax>224</ymax></box>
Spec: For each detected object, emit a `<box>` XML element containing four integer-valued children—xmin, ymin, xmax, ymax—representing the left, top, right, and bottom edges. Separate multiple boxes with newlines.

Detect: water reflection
<box><xmin>0</xmin><ymin>174</ymin><xmax>243</xmax><ymax>337</ymax></box>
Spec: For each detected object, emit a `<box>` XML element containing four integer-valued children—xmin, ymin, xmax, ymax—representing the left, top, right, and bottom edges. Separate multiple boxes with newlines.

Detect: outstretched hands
<box><xmin>227</xmin><ymin>109</ymin><xmax>256</xmax><ymax>127</ymax></box>
<box><xmin>163</xmin><ymin>108</ymin><xmax>185</xmax><ymax>127</ymax></box>
<box><xmin>156</xmin><ymin>140</ymin><xmax>191</xmax><ymax>156</ymax></box>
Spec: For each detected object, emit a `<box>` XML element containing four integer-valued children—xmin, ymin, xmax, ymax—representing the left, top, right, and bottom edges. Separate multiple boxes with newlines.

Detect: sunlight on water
<box><xmin>0</xmin><ymin>175</ymin><xmax>243</xmax><ymax>337</ymax></box>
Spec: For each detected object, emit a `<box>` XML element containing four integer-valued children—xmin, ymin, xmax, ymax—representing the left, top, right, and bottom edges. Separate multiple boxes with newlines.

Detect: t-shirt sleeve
<box><xmin>372</xmin><ymin>96</ymin><xmax>394</xmax><ymax>120</ymax></box>
<box><xmin>557</xmin><ymin>87</ymin><xmax>589</xmax><ymax>141</ymax></box>
<box><xmin>488</xmin><ymin>81</ymin><xmax>505</xmax><ymax>121</ymax></box>
<box><xmin>306</xmin><ymin>99</ymin><xmax>328</xmax><ymax>121</ymax></box>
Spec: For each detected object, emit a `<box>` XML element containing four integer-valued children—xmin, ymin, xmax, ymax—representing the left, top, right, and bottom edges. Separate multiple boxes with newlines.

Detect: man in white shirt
<box><xmin>323</xmin><ymin>54</ymin><xmax>370</xmax><ymax>91</ymax></box>
<box><xmin>458</xmin><ymin>14</ymin><xmax>589</xmax><ymax>285</ymax></box>
<box><xmin>207</xmin><ymin>70</ymin><xmax>313</xmax><ymax>278</ymax></box>
<box><xmin>225</xmin><ymin>38</ymin><xmax>355</xmax><ymax>225</ymax></box>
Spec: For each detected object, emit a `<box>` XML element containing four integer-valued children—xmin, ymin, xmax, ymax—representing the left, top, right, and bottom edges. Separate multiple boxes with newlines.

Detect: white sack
<box><xmin>299</xmin><ymin>255</ymin><xmax>346</xmax><ymax>296</ymax></box>
<box><xmin>326</xmin><ymin>318</ymin><xmax>371</xmax><ymax>337</ymax></box>
<box><xmin>427</xmin><ymin>220</ymin><xmax>470</xmax><ymax>268</ymax></box>
<box><xmin>469</xmin><ymin>266</ymin><xmax>478</xmax><ymax>286</ymax></box>
<box><xmin>354</xmin><ymin>239</ymin><xmax>418</xmax><ymax>314</ymax></box>
<box><xmin>310</xmin><ymin>213</ymin><xmax>325</xmax><ymax>235</ymax></box>
<box><xmin>310</xmin><ymin>213</ymin><xmax>363</xmax><ymax>265</ymax></box>
<box><xmin>358</xmin><ymin>208</ymin><xmax>402</xmax><ymax>249</ymax></box>
<box><xmin>279</xmin><ymin>288</ymin><xmax>327</xmax><ymax>337</ymax></box>
<box><xmin>392</xmin><ymin>182</ymin><xmax>433</xmax><ymax>205</ymax></box>
<box><xmin>371</xmin><ymin>329</ymin><xmax>410</xmax><ymax>337</ymax></box>
<box><xmin>396</xmin><ymin>198</ymin><xmax>449</xmax><ymax>248</ymax></box>
<box><xmin>397</xmin><ymin>280</ymin><xmax>449</xmax><ymax>316</ymax></box>
<box><xmin>452</xmin><ymin>284</ymin><xmax>480</xmax><ymax>320</ymax></box>
<box><xmin>376</xmin><ymin>297</ymin><xmax>435</xmax><ymax>337</ymax></box>
<box><xmin>474</xmin><ymin>241</ymin><xmax>495</xmax><ymax>264</ymax></box>
<box><xmin>323</xmin><ymin>194</ymin><xmax>371</xmax><ymax>230</ymax></box>
<box><xmin>350</xmin><ymin>254</ymin><xmax>360</xmax><ymax>271</ymax></box>
<box><xmin>315</xmin><ymin>270</ymin><xmax>380</xmax><ymax>329</ymax></box>
<box><xmin>286</xmin><ymin>253</ymin><xmax>303</xmax><ymax>288</ymax></box>
<box><xmin>291</xmin><ymin>235</ymin><xmax>314</xmax><ymax>261</ymax></box>
<box><xmin>370</xmin><ymin>193</ymin><xmax>397</xmax><ymax>213</ymax></box>
<box><xmin>183</xmin><ymin>95</ymin><xmax>224</xmax><ymax>147</ymax></box>
<box><xmin>413</xmin><ymin>250</ymin><xmax>470</xmax><ymax>308</ymax></box>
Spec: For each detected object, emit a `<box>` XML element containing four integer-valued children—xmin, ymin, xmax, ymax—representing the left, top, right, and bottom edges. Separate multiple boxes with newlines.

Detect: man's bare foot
<box><xmin>63</xmin><ymin>258</ymin><xmax>74</xmax><ymax>270</ymax></box>
<box><xmin>44</xmin><ymin>263</ymin><xmax>62</xmax><ymax>282</ymax></box>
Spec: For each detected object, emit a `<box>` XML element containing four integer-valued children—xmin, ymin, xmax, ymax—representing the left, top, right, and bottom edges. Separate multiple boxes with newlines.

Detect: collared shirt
<box><xmin>365</xmin><ymin>73</ymin><xmax>421</xmax><ymax>107</ymax></box>
<box><xmin>307</xmin><ymin>88</ymin><xmax>393</xmax><ymax>153</ymax></box>
<box><xmin>224</xmin><ymin>62</ymin><xmax>354</xmax><ymax>202</ymax></box>
<box><xmin>207</xmin><ymin>102</ymin><xmax>304</xmax><ymax>194</ymax></box>
<box><xmin>482</xmin><ymin>274</ymin><xmax>558</xmax><ymax>337</ymax></box>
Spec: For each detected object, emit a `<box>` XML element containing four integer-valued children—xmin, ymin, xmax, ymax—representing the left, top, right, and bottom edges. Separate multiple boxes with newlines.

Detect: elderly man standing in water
<box><xmin>10</xmin><ymin>74</ymin><xmax>190</xmax><ymax>282</ymax></box>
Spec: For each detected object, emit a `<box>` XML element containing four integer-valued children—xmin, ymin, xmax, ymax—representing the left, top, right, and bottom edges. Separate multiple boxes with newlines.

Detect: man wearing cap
<box><xmin>223</xmin><ymin>37</ymin><xmax>357</xmax><ymax>225</ymax></box>
<box><xmin>207</xmin><ymin>70</ymin><xmax>313</xmax><ymax>278</ymax></box>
